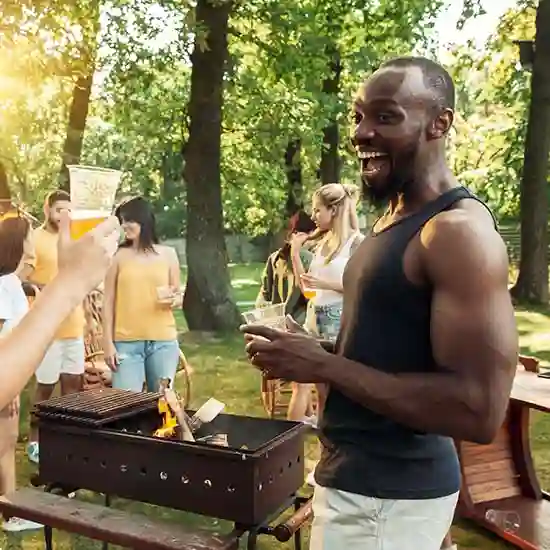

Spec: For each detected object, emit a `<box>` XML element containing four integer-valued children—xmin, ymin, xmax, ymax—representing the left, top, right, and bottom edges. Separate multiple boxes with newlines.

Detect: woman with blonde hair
<box><xmin>293</xmin><ymin>182</ymin><xmax>363</xmax><ymax>339</ymax></box>
<box><xmin>287</xmin><ymin>183</ymin><xmax>363</xmax><ymax>426</ymax></box>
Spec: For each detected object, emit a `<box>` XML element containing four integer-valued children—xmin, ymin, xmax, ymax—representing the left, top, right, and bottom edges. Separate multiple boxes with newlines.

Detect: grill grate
<box><xmin>34</xmin><ymin>388</ymin><xmax>161</xmax><ymax>424</ymax></box>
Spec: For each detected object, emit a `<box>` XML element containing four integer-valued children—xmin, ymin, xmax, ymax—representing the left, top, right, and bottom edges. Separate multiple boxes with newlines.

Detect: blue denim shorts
<box><xmin>314</xmin><ymin>304</ymin><xmax>343</xmax><ymax>342</ymax></box>
<box><xmin>112</xmin><ymin>339</ymin><xmax>180</xmax><ymax>392</ymax></box>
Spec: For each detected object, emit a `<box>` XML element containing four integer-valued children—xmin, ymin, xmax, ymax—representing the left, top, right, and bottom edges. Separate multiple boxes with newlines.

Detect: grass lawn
<box><xmin>4</xmin><ymin>263</ymin><xmax>550</xmax><ymax>550</ymax></box>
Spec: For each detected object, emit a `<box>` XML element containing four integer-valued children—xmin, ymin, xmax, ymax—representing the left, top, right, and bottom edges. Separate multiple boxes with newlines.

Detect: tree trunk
<box><xmin>0</xmin><ymin>162</ymin><xmax>11</xmax><ymax>201</ymax></box>
<box><xmin>284</xmin><ymin>138</ymin><xmax>303</xmax><ymax>217</ymax></box>
<box><xmin>182</xmin><ymin>0</ymin><xmax>241</xmax><ymax>332</ymax></box>
<box><xmin>0</xmin><ymin>162</ymin><xmax>12</xmax><ymax>215</ymax></box>
<box><xmin>319</xmin><ymin>49</ymin><xmax>342</xmax><ymax>185</ymax></box>
<box><xmin>511</xmin><ymin>0</ymin><xmax>550</xmax><ymax>305</ymax></box>
<box><xmin>59</xmin><ymin>73</ymin><xmax>94</xmax><ymax>190</ymax></box>
<box><xmin>58</xmin><ymin>6</ymin><xmax>99</xmax><ymax>191</ymax></box>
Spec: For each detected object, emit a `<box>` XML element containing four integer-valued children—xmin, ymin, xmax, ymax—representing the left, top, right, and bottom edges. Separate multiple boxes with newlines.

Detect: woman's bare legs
<box><xmin>315</xmin><ymin>383</ymin><xmax>328</xmax><ymax>421</ymax></box>
<box><xmin>0</xmin><ymin>401</ymin><xmax>19</xmax><ymax>496</ymax></box>
<box><xmin>288</xmin><ymin>383</ymin><xmax>314</xmax><ymax>421</ymax></box>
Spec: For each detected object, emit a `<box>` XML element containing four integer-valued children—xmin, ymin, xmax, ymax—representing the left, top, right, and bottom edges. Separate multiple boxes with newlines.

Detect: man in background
<box><xmin>19</xmin><ymin>190</ymin><xmax>87</xmax><ymax>464</ymax></box>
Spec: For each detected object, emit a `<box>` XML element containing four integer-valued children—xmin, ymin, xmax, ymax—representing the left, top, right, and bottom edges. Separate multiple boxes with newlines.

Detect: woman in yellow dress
<box><xmin>103</xmin><ymin>197</ymin><xmax>181</xmax><ymax>392</ymax></box>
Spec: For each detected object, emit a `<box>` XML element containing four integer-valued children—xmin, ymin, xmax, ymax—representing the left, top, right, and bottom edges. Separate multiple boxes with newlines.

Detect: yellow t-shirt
<box><xmin>114</xmin><ymin>255</ymin><xmax>177</xmax><ymax>342</ymax></box>
<box><xmin>27</xmin><ymin>227</ymin><xmax>84</xmax><ymax>340</ymax></box>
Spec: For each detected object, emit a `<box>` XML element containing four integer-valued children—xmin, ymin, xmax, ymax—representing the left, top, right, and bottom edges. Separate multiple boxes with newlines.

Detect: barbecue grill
<box><xmin>33</xmin><ymin>388</ymin><xmax>309</xmax><ymax>547</ymax></box>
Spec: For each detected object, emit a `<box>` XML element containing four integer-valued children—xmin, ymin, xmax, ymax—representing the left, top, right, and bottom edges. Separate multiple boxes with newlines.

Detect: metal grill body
<box><xmin>34</xmin><ymin>389</ymin><xmax>306</xmax><ymax>526</ymax></box>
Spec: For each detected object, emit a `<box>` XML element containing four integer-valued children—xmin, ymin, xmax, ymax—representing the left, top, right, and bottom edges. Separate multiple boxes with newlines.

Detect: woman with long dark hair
<box><xmin>102</xmin><ymin>196</ymin><xmax>181</xmax><ymax>391</ymax></box>
<box><xmin>0</xmin><ymin>215</ymin><xmax>41</xmax><ymax>532</ymax></box>
<box><xmin>256</xmin><ymin>210</ymin><xmax>317</xmax><ymax>325</ymax></box>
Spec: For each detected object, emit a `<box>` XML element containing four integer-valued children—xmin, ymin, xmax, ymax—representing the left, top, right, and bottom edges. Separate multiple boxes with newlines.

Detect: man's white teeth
<box><xmin>357</xmin><ymin>151</ymin><xmax>387</xmax><ymax>159</ymax></box>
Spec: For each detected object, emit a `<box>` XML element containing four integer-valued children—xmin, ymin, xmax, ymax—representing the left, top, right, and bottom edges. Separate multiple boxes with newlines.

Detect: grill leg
<box><xmin>44</xmin><ymin>525</ymin><xmax>53</xmax><ymax>550</ymax></box>
<box><xmin>293</xmin><ymin>498</ymin><xmax>302</xmax><ymax>550</ymax></box>
<box><xmin>102</xmin><ymin>494</ymin><xmax>111</xmax><ymax>550</ymax></box>
<box><xmin>247</xmin><ymin>532</ymin><xmax>258</xmax><ymax>550</ymax></box>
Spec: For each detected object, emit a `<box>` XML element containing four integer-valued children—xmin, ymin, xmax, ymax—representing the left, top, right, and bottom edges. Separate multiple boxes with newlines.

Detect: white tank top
<box><xmin>309</xmin><ymin>232</ymin><xmax>361</xmax><ymax>307</ymax></box>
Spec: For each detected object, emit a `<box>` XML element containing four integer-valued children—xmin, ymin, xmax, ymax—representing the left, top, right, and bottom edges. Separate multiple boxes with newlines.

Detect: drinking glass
<box><xmin>67</xmin><ymin>165</ymin><xmax>122</xmax><ymax>240</ymax></box>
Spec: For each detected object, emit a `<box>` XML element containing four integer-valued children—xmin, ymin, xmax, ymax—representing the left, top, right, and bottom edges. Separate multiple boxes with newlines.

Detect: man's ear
<box><xmin>428</xmin><ymin>108</ymin><xmax>454</xmax><ymax>140</ymax></box>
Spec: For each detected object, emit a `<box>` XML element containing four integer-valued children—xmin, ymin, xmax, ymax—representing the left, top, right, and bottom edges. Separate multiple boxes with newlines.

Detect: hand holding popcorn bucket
<box><xmin>67</xmin><ymin>165</ymin><xmax>122</xmax><ymax>240</ymax></box>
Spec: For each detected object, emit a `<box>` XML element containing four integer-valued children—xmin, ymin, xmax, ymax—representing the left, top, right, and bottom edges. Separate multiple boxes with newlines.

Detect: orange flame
<box><xmin>153</xmin><ymin>396</ymin><xmax>178</xmax><ymax>438</ymax></box>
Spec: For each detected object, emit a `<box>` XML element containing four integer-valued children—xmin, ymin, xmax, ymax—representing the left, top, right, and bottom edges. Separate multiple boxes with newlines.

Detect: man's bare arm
<box><xmin>319</xmin><ymin>212</ymin><xmax>518</xmax><ymax>443</ymax></box>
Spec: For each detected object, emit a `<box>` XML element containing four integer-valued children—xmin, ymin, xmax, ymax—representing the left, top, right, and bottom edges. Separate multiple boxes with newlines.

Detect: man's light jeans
<box><xmin>310</xmin><ymin>485</ymin><xmax>458</xmax><ymax>550</ymax></box>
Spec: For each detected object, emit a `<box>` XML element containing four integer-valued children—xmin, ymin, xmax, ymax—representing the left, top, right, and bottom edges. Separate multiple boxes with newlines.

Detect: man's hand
<box><xmin>284</xmin><ymin>314</ymin><xmax>309</xmax><ymax>334</ymax></box>
<box><xmin>241</xmin><ymin>324</ymin><xmax>331</xmax><ymax>383</ymax></box>
<box><xmin>57</xmin><ymin>210</ymin><xmax>120</xmax><ymax>295</ymax></box>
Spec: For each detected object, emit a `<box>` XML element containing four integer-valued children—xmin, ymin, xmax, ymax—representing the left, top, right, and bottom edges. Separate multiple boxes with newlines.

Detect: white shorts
<box><xmin>35</xmin><ymin>339</ymin><xmax>85</xmax><ymax>385</ymax></box>
<box><xmin>310</xmin><ymin>485</ymin><xmax>458</xmax><ymax>550</ymax></box>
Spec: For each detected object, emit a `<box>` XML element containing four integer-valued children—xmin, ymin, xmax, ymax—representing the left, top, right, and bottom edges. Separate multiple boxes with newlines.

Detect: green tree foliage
<box><xmin>447</xmin><ymin>3</ymin><xmax>536</xmax><ymax>218</ymax></box>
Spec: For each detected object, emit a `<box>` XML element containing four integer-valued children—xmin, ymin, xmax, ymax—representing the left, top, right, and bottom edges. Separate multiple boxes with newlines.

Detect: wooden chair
<box><xmin>518</xmin><ymin>354</ymin><xmax>540</xmax><ymax>373</ymax></box>
<box><xmin>261</xmin><ymin>378</ymin><xmax>318</xmax><ymax>419</ymax></box>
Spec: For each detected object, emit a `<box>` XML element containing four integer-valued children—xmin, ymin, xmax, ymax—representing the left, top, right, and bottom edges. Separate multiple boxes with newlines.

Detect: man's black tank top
<box><xmin>316</xmin><ymin>186</ymin><xmax>496</xmax><ymax>500</ymax></box>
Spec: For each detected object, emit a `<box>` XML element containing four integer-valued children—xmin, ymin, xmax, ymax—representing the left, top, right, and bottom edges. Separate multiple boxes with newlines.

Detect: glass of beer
<box><xmin>67</xmin><ymin>165</ymin><xmax>122</xmax><ymax>240</ymax></box>
<box><xmin>303</xmin><ymin>287</ymin><xmax>316</xmax><ymax>300</ymax></box>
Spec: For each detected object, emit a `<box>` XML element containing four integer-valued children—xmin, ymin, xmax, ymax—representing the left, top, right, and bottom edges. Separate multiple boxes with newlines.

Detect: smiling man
<box><xmin>242</xmin><ymin>56</ymin><xmax>518</xmax><ymax>550</ymax></box>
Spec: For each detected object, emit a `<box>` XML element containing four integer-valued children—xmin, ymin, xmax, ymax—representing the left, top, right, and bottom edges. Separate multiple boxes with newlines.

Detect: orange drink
<box><xmin>303</xmin><ymin>288</ymin><xmax>316</xmax><ymax>300</ymax></box>
<box><xmin>70</xmin><ymin>210</ymin><xmax>108</xmax><ymax>240</ymax></box>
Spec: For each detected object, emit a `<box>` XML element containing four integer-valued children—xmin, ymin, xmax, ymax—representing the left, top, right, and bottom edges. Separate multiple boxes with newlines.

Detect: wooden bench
<box><xmin>0</xmin><ymin>488</ymin><xmax>241</xmax><ymax>550</ymax></box>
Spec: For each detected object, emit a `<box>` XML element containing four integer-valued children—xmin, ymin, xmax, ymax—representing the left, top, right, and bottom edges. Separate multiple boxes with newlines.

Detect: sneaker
<box><xmin>2</xmin><ymin>517</ymin><xmax>42</xmax><ymax>532</ymax></box>
<box><xmin>27</xmin><ymin>441</ymin><xmax>39</xmax><ymax>464</ymax></box>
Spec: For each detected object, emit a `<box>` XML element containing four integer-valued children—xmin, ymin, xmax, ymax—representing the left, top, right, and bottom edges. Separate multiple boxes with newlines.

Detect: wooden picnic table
<box><xmin>456</xmin><ymin>366</ymin><xmax>550</xmax><ymax>550</ymax></box>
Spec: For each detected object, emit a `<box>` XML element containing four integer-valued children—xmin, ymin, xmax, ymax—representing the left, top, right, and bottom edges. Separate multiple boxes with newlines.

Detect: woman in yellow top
<box><xmin>103</xmin><ymin>197</ymin><xmax>181</xmax><ymax>392</ymax></box>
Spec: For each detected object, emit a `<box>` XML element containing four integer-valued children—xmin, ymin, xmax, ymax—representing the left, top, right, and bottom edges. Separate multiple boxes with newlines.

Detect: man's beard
<box><xmin>360</xmin><ymin>144</ymin><xmax>419</xmax><ymax>207</ymax></box>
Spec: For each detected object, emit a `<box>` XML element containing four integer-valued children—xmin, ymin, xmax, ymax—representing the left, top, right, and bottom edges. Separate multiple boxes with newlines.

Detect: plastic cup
<box><xmin>303</xmin><ymin>287</ymin><xmax>316</xmax><ymax>300</ymax></box>
<box><xmin>67</xmin><ymin>165</ymin><xmax>122</xmax><ymax>239</ymax></box>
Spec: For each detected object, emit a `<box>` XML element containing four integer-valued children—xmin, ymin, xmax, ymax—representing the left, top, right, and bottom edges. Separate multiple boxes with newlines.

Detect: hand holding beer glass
<box><xmin>67</xmin><ymin>165</ymin><xmax>123</xmax><ymax>240</ymax></box>
<box><xmin>300</xmin><ymin>273</ymin><xmax>318</xmax><ymax>301</ymax></box>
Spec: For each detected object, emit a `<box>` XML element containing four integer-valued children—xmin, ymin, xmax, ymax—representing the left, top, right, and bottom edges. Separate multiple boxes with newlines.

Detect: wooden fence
<box><xmin>499</xmin><ymin>223</ymin><xmax>550</xmax><ymax>265</ymax></box>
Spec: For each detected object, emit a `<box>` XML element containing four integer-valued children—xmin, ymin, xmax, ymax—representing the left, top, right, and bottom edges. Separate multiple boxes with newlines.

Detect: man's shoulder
<box><xmin>32</xmin><ymin>225</ymin><xmax>55</xmax><ymax>240</ymax></box>
<box><xmin>421</xmin><ymin>202</ymin><xmax>508</xmax><ymax>286</ymax></box>
<box><xmin>31</xmin><ymin>226</ymin><xmax>56</xmax><ymax>250</ymax></box>
<box><xmin>424</xmin><ymin>198</ymin><xmax>500</xmax><ymax>248</ymax></box>
<box><xmin>31</xmin><ymin>226</ymin><xmax>45</xmax><ymax>239</ymax></box>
